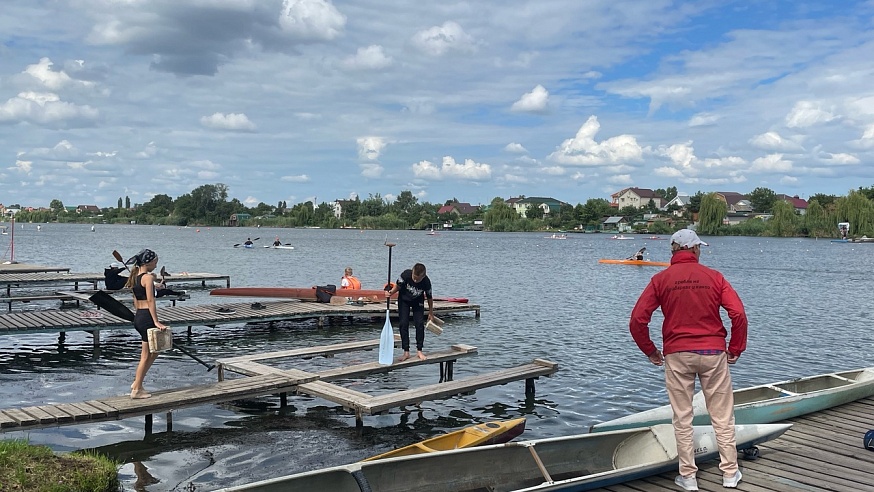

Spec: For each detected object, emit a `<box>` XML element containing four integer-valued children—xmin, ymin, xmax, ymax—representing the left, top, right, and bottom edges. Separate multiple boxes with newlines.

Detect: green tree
<box><xmin>360</xmin><ymin>194</ymin><xmax>385</xmax><ymax>217</ymax></box>
<box><xmin>835</xmin><ymin>190</ymin><xmax>874</xmax><ymax>236</ymax></box>
<box><xmin>748</xmin><ymin>187</ymin><xmax>777</xmax><ymax>213</ymax></box>
<box><xmin>803</xmin><ymin>199</ymin><xmax>833</xmax><ymax>238</ymax></box>
<box><xmin>117</xmin><ymin>197</ymin><xmax>123</xmax><ymax>209</ymax></box>
<box><xmin>688</xmin><ymin>192</ymin><xmax>703</xmax><ymax>214</ymax></box>
<box><xmin>808</xmin><ymin>193</ymin><xmax>836</xmax><ymax>210</ymax></box>
<box><xmin>125</xmin><ymin>196</ymin><xmax>131</xmax><ymax>209</ymax></box>
<box><xmin>768</xmin><ymin>200</ymin><xmax>798</xmax><ymax>237</ymax></box>
<box><xmin>579</xmin><ymin>198</ymin><xmax>612</xmax><ymax>226</ymax></box>
<box><xmin>483</xmin><ymin>197</ymin><xmax>517</xmax><ymax>231</ymax></box>
<box><xmin>698</xmin><ymin>193</ymin><xmax>727</xmax><ymax>235</ymax></box>
<box><xmin>49</xmin><ymin>199</ymin><xmax>64</xmax><ymax>212</ymax></box>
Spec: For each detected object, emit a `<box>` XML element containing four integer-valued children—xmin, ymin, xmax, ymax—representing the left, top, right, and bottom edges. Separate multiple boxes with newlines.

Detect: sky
<box><xmin>2</xmin><ymin>0</ymin><xmax>874</xmax><ymax>209</ymax></box>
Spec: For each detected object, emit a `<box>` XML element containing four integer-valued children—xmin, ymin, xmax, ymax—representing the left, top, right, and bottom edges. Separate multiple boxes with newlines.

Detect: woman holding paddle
<box><xmin>124</xmin><ymin>248</ymin><xmax>168</xmax><ymax>399</ymax></box>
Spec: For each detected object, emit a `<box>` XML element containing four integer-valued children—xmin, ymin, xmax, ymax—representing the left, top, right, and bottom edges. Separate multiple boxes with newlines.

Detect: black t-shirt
<box><xmin>396</xmin><ymin>269</ymin><xmax>432</xmax><ymax>303</ymax></box>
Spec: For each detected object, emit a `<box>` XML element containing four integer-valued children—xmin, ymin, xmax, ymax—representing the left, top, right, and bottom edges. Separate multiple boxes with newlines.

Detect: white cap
<box><xmin>671</xmin><ymin>229</ymin><xmax>708</xmax><ymax>248</ymax></box>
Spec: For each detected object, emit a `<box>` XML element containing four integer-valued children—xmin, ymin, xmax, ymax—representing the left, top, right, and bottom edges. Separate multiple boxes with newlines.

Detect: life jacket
<box><xmin>342</xmin><ymin>275</ymin><xmax>361</xmax><ymax>290</ymax></box>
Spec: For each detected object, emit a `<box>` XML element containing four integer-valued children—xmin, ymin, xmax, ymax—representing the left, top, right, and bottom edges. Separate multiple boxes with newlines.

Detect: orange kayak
<box><xmin>598</xmin><ymin>259</ymin><xmax>670</xmax><ymax>267</ymax></box>
<box><xmin>210</xmin><ymin>287</ymin><xmax>469</xmax><ymax>303</ymax></box>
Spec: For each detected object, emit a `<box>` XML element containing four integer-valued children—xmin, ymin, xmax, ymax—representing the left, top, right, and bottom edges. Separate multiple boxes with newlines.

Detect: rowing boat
<box><xmin>598</xmin><ymin>259</ymin><xmax>670</xmax><ymax>267</ymax></box>
<box><xmin>213</xmin><ymin>423</ymin><xmax>790</xmax><ymax>492</ymax></box>
<box><xmin>591</xmin><ymin>366</ymin><xmax>874</xmax><ymax>432</ymax></box>
<box><xmin>210</xmin><ymin>287</ymin><xmax>469</xmax><ymax>303</ymax></box>
<box><xmin>362</xmin><ymin>418</ymin><xmax>526</xmax><ymax>461</ymax></box>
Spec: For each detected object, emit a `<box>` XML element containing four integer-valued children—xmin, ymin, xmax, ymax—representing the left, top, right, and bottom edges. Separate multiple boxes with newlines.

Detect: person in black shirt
<box><xmin>386</xmin><ymin>263</ymin><xmax>434</xmax><ymax>361</ymax></box>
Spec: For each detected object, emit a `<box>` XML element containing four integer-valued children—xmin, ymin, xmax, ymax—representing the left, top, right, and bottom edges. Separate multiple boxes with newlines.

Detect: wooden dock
<box><xmin>0</xmin><ymin>262</ymin><xmax>71</xmax><ymax>274</ymax></box>
<box><xmin>0</xmin><ymin>271</ymin><xmax>231</xmax><ymax>296</ymax></box>
<box><xmin>0</xmin><ymin>299</ymin><xmax>480</xmax><ymax>344</ymax></box>
<box><xmin>590</xmin><ymin>396</ymin><xmax>874</xmax><ymax>492</ymax></box>
<box><xmin>0</xmin><ymin>337</ymin><xmax>557</xmax><ymax>431</ymax></box>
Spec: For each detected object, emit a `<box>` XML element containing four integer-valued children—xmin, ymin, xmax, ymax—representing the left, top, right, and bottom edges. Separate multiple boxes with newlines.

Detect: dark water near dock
<box><xmin>1</xmin><ymin>223</ymin><xmax>872</xmax><ymax>490</ymax></box>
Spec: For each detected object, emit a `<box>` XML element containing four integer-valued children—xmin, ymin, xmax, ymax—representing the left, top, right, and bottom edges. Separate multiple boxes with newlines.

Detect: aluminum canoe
<box><xmin>591</xmin><ymin>366</ymin><xmax>874</xmax><ymax>432</ymax></box>
<box><xmin>214</xmin><ymin>423</ymin><xmax>791</xmax><ymax>492</ymax></box>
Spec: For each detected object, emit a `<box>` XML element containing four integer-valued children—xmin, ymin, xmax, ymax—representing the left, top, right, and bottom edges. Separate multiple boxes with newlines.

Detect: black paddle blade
<box><xmin>160</xmin><ymin>266</ymin><xmax>169</xmax><ymax>277</ymax></box>
<box><xmin>89</xmin><ymin>291</ymin><xmax>135</xmax><ymax>322</ymax></box>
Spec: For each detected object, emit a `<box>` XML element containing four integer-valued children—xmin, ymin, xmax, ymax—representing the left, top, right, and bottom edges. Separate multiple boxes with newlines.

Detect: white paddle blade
<box><xmin>378</xmin><ymin>312</ymin><xmax>394</xmax><ymax>365</ymax></box>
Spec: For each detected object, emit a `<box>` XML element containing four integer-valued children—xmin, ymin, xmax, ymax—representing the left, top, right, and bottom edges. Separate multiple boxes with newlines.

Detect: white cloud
<box><xmin>504</xmin><ymin>142</ymin><xmax>528</xmax><ymax>154</ymax></box>
<box><xmin>412</xmin><ymin>156</ymin><xmax>491</xmax><ymax>181</ymax></box>
<box><xmin>540</xmin><ymin>166</ymin><xmax>565</xmax><ymax>175</ymax></box>
<box><xmin>655</xmin><ymin>142</ymin><xmax>748</xmax><ymax>182</ymax></box>
<box><xmin>279</xmin><ymin>0</ymin><xmax>346</xmax><ymax>41</ymax></box>
<box><xmin>357</xmin><ymin>137</ymin><xmax>386</xmax><ymax>161</ymax></box>
<box><xmin>342</xmin><ymin>45</ymin><xmax>393</xmax><ymax>71</ymax></box>
<box><xmin>750</xmin><ymin>153</ymin><xmax>793</xmax><ymax>173</ymax></box>
<box><xmin>607</xmin><ymin>174</ymin><xmax>633</xmax><ymax>184</ymax></box>
<box><xmin>780</xmin><ymin>175</ymin><xmax>799</xmax><ymax>185</ymax></box>
<box><xmin>243</xmin><ymin>196</ymin><xmax>259</xmax><ymax>206</ymax></box>
<box><xmin>23</xmin><ymin>58</ymin><xmax>93</xmax><ymax>91</ymax></box>
<box><xmin>0</xmin><ymin>92</ymin><xmax>98</xmax><ymax>125</ymax></box>
<box><xmin>864</xmin><ymin>125</ymin><xmax>874</xmax><ymax>140</ymax></box>
<box><xmin>200</xmin><ymin>112</ymin><xmax>257</xmax><ymax>132</ymax></box>
<box><xmin>653</xmin><ymin>166</ymin><xmax>685</xmax><ymax>178</ymax></box>
<box><xmin>14</xmin><ymin>159</ymin><xmax>33</xmax><ymax>174</ymax></box>
<box><xmin>281</xmin><ymin>174</ymin><xmax>311</xmax><ymax>182</ymax></box>
<box><xmin>411</xmin><ymin>21</ymin><xmax>476</xmax><ymax>56</ymax></box>
<box><xmin>785</xmin><ymin>101</ymin><xmax>837</xmax><ymax>128</ymax></box>
<box><xmin>547</xmin><ymin>115</ymin><xmax>644</xmax><ymax>166</ymax></box>
<box><xmin>819</xmin><ymin>152</ymin><xmax>860</xmax><ymax>165</ymax></box>
<box><xmin>502</xmin><ymin>174</ymin><xmax>528</xmax><ymax>184</ymax></box>
<box><xmin>360</xmin><ymin>163</ymin><xmax>383</xmax><ymax>178</ymax></box>
<box><xmin>748</xmin><ymin>131</ymin><xmax>804</xmax><ymax>152</ymax></box>
<box><xmin>688</xmin><ymin>112</ymin><xmax>720</xmax><ymax>127</ymax></box>
<box><xmin>511</xmin><ymin>85</ymin><xmax>549</xmax><ymax>113</ymax></box>
<box><xmin>135</xmin><ymin>142</ymin><xmax>159</xmax><ymax>159</ymax></box>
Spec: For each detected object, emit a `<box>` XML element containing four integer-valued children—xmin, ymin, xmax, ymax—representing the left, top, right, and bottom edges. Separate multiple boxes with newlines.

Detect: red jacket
<box><xmin>630</xmin><ymin>250</ymin><xmax>747</xmax><ymax>357</ymax></box>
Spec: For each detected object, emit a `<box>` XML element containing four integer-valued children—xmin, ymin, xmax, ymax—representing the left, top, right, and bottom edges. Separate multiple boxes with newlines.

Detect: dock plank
<box><xmin>317</xmin><ymin>344</ymin><xmax>478</xmax><ymax>381</ymax></box>
<box><xmin>362</xmin><ymin>359</ymin><xmax>558</xmax><ymax>414</ymax></box>
<box><xmin>19</xmin><ymin>406</ymin><xmax>58</xmax><ymax>424</ymax></box>
<box><xmin>296</xmin><ymin>380</ymin><xmax>372</xmax><ymax>408</ymax></box>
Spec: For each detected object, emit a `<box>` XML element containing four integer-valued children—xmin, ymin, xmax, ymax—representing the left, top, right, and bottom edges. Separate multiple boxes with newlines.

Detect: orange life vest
<box><xmin>341</xmin><ymin>275</ymin><xmax>361</xmax><ymax>290</ymax></box>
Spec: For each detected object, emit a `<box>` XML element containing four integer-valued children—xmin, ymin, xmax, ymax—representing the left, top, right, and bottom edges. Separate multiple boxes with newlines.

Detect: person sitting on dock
<box><xmin>386</xmin><ymin>263</ymin><xmax>434</xmax><ymax>362</ymax></box>
<box><xmin>272</xmin><ymin>237</ymin><xmax>282</xmax><ymax>247</ymax></box>
<box><xmin>340</xmin><ymin>267</ymin><xmax>361</xmax><ymax>290</ymax></box>
<box><xmin>627</xmin><ymin>247</ymin><xmax>646</xmax><ymax>261</ymax></box>
<box><xmin>124</xmin><ymin>248</ymin><xmax>168</xmax><ymax>400</ymax></box>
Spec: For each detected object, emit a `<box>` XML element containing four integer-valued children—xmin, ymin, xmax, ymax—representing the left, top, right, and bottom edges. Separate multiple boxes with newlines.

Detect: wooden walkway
<box><xmin>590</xmin><ymin>396</ymin><xmax>874</xmax><ymax>492</ymax></box>
<box><xmin>0</xmin><ymin>271</ymin><xmax>230</xmax><ymax>296</ymax></box>
<box><xmin>0</xmin><ymin>338</ymin><xmax>557</xmax><ymax>431</ymax></box>
<box><xmin>0</xmin><ymin>263</ymin><xmax>70</xmax><ymax>274</ymax></box>
<box><xmin>0</xmin><ymin>299</ymin><xmax>480</xmax><ymax>342</ymax></box>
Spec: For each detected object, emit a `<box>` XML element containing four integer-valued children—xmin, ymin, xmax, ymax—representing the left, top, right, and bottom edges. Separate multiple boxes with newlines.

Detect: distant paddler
<box><xmin>627</xmin><ymin>247</ymin><xmax>646</xmax><ymax>261</ymax></box>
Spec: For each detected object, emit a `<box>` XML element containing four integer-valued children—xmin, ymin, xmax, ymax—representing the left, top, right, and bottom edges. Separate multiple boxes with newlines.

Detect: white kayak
<box><xmin>263</xmin><ymin>245</ymin><xmax>294</xmax><ymax>250</ymax></box>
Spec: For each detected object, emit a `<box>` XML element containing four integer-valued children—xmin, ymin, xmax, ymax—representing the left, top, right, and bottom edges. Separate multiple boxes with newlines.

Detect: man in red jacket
<box><xmin>629</xmin><ymin>229</ymin><xmax>748</xmax><ymax>491</ymax></box>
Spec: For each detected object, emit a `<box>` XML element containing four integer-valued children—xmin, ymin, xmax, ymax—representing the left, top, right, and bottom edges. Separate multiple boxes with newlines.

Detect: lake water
<box><xmin>1</xmin><ymin>223</ymin><xmax>871</xmax><ymax>491</ymax></box>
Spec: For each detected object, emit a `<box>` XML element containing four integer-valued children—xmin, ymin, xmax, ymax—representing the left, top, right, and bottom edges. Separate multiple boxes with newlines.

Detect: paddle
<box><xmin>378</xmin><ymin>242</ymin><xmax>396</xmax><ymax>365</ymax></box>
<box><xmin>112</xmin><ymin>250</ymin><xmax>130</xmax><ymax>272</ymax></box>
<box><xmin>88</xmin><ymin>291</ymin><xmax>216</xmax><ymax>371</ymax></box>
<box><xmin>234</xmin><ymin>237</ymin><xmax>260</xmax><ymax>248</ymax></box>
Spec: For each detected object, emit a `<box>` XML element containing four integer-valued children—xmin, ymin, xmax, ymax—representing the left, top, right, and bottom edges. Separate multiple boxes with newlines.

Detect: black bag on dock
<box><xmin>315</xmin><ymin>284</ymin><xmax>336</xmax><ymax>302</ymax></box>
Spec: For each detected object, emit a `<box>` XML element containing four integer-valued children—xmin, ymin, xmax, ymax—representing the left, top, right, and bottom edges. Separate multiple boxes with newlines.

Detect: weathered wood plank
<box><xmin>53</xmin><ymin>403</ymin><xmax>93</xmax><ymax>421</ymax></box>
<box><xmin>0</xmin><ymin>412</ymin><xmax>19</xmax><ymax>428</ymax></box>
<box><xmin>317</xmin><ymin>345</ymin><xmax>478</xmax><ymax>381</ymax></box>
<box><xmin>3</xmin><ymin>407</ymin><xmax>38</xmax><ymax>426</ymax></box>
<box><xmin>36</xmin><ymin>405</ymin><xmax>74</xmax><ymax>423</ymax></box>
<box><xmin>296</xmin><ymin>381</ymin><xmax>371</xmax><ymax>409</ymax></box>
<box><xmin>19</xmin><ymin>406</ymin><xmax>58</xmax><ymax>424</ymax></box>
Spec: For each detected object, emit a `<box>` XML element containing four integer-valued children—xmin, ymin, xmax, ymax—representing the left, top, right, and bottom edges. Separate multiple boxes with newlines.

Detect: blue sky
<box><xmin>2</xmin><ymin>0</ymin><xmax>874</xmax><ymax>209</ymax></box>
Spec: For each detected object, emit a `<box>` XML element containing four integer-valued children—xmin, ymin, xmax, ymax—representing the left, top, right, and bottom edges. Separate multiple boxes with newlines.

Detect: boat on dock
<box><xmin>598</xmin><ymin>259</ymin><xmax>670</xmax><ymax>267</ymax></box>
<box><xmin>362</xmin><ymin>418</ymin><xmax>526</xmax><ymax>461</ymax></box>
<box><xmin>214</xmin><ymin>423</ymin><xmax>791</xmax><ymax>492</ymax></box>
<box><xmin>210</xmin><ymin>287</ymin><xmax>469</xmax><ymax>303</ymax></box>
<box><xmin>591</xmin><ymin>366</ymin><xmax>874</xmax><ymax>432</ymax></box>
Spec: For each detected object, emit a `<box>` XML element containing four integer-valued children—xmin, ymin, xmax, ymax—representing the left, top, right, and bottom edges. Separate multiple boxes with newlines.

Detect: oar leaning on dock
<box><xmin>88</xmin><ymin>290</ymin><xmax>216</xmax><ymax>371</ymax></box>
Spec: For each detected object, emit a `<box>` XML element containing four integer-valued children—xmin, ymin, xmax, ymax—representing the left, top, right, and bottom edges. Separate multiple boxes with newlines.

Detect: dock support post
<box><xmin>166</xmin><ymin>411</ymin><xmax>173</xmax><ymax>432</ymax></box>
<box><xmin>280</xmin><ymin>393</ymin><xmax>287</xmax><ymax>407</ymax></box>
<box><xmin>475</xmin><ymin>308</ymin><xmax>480</xmax><ymax>319</ymax></box>
<box><xmin>525</xmin><ymin>377</ymin><xmax>536</xmax><ymax>396</ymax></box>
<box><xmin>355</xmin><ymin>411</ymin><xmax>363</xmax><ymax>428</ymax></box>
<box><xmin>145</xmin><ymin>414</ymin><xmax>153</xmax><ymax>435</ymax></box>
<box><xmin>318</xmin><ymin>316</ymin><xmax>325</xmax><ymax>328</ymax></box>
<box><xmin>89</xmin><ymin>330</ymin><xmax>100</xmax><ymax>348</ymax></box>
<box><xmin>58</xmin><ymin>332</ymin><xmax>65</xmax><ymax>343</ymax></box>
<box><xmin>439</xmin><ymin>361</ymin><xmax>455</xmax><ymax>383</ymax></box>
<box><xmin>217</xmin><ymin>364</ymin><xmax>224</xmax><ymax>382</ymax></box>
<box><xmin>187</xmin><ymin>325</ymin><xmax>192</xmax><ymax>336</ymax></box>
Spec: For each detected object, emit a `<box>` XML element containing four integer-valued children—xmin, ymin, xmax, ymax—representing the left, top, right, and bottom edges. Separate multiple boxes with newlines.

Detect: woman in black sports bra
<box><xmin>124</xmin><ymin>249</ymin><xmax>168</xmax><ymax>399</ymax></box>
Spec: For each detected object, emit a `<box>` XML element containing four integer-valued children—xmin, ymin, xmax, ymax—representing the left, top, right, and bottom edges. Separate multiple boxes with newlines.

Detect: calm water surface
<box><xmin>1</xmin><ymin>223</ymin><xmax>871</xmax><ymax>490</ymax></box>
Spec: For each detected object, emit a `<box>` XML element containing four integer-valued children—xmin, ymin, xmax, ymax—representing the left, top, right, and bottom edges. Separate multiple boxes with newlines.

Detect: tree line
<box><xmin>8</xmin><ymin>183</ymin><xmax>874</xmax><ymax>237</ymax></box>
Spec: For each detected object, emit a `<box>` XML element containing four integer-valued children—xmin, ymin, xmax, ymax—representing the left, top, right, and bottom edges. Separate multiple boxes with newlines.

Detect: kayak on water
<box><xmin>598</xmin><ymin>259</ymin><xmax>670</xmax><ymax>267</ymax></box>
<box><xmin>263</xmin><ymin>245</ymin><xmax>295</xmax><ymax>250</ymax></box>
<box><xmin>210</xmin><ymin>287</ymin><xmax>469</xmax><ymax>303</ymax></box>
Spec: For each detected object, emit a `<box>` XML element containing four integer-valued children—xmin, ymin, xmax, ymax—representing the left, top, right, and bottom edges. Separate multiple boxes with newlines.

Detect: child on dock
<box><xmin>125</xmin><ymin>248</ymin><xmax>168</xmax><ymax>399</ymax></box>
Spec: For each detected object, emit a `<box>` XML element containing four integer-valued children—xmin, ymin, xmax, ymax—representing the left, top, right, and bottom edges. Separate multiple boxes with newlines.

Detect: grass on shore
<box><xmin>0</xmin><ymin>439</ymin><xmax>118</xmax><ymax>492</ymax></box>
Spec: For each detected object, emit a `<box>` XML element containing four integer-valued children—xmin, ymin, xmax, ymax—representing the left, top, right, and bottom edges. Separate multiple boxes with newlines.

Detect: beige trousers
<box><xmin>664</xmin><ymin>352</ymin><xmax>738</xmax><ymax>478</ymax></box>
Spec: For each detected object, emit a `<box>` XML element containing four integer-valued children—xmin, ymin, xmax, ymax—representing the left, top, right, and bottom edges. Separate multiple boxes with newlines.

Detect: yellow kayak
<box><xmin>598</xmin><ymin>259</ymin><xmax>670</xmax><ymax>267</ymax></box>
<box><xmin>362</xmin><ymin>418</ymin><xmax>526</xmax><ymax>461</ymax></box>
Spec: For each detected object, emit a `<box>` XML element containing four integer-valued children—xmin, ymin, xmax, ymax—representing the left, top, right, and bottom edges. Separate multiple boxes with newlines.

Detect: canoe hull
<box><xmin>210</xmin><ymin>287</ymin><xmax>469</xmax><ymax>303</ymax></box>
<box><xmin>591</xmin><ymin>367</ymin><xmax>874</xmax><ymax>432</ymax></box>
<box><xmin>214</xmin><ymin>423</ymin><xmax>791</xmax><ymax>492</ymax></box>
<box><xmin>598</xmin><ymin>259</ymin><xmax>670</xmax><ymax>267</ymax></box>
<box><xmin>362</xmin><ymin>418</ymin><xmax>526</xmax><ymax>461</ymax></box>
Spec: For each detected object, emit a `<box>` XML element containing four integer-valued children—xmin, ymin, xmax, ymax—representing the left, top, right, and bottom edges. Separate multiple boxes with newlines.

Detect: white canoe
<box><xmin>592</xmin><ymin>366</ymin><xmax>874</xmax><ymax>432</ymax></box>
<box><xmin>214</xmin><ymin>423</ymin><xmax>790</xmax><ymax>492</ymax></box>
<box><xmin>263</xmin><ymin>245</ymin><xmax>295</xmax><ymax>250</ymax></box>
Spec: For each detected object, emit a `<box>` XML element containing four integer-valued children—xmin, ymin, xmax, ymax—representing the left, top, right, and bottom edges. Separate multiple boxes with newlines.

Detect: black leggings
<box><xmin>397</xmin><ymin>299</ymin><xmax>425</xmax><ymax>352</ymax></box>
<box><xmin>134</xmin><ymin>309</ymin><xmax>155</xmax><ymax>342</ymax></box>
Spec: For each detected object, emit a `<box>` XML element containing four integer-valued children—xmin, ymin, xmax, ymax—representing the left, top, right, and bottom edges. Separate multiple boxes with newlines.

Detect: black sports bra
<box><xmin>133</xmin><ymin>273</ymin><xmax>149</xmax><ymax>300</ymax></box>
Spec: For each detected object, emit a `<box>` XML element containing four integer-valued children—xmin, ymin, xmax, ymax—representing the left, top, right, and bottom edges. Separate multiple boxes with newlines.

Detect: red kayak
<box><xmin>210</xmin><ymin>287</ymin><xmax>469</xmax><ymax>303</ymax></box>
